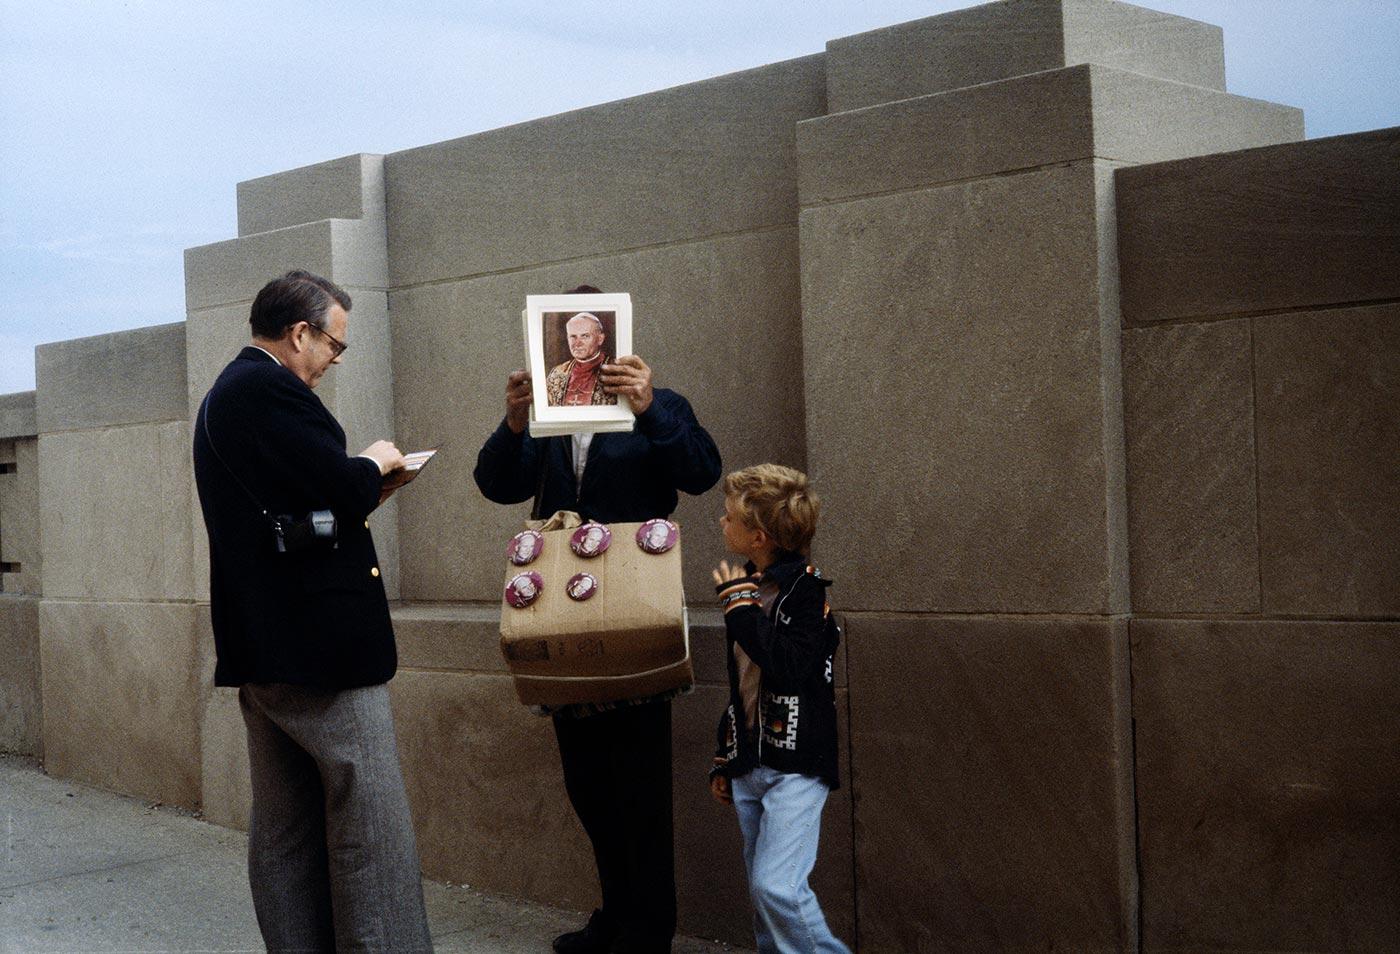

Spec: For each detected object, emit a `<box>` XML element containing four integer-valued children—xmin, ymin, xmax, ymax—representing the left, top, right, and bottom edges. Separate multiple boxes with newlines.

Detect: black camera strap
<box><xmin>198</xmin><ymin>393</ymin><xmax>280</xmax><ymax>533</ymax></box>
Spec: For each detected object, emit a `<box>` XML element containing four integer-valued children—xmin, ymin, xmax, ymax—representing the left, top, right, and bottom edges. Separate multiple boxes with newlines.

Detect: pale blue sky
<box><xmin>2</xmin><ymin>1</ymin><xmax>1397</xmax><ymax>395</ymax></box>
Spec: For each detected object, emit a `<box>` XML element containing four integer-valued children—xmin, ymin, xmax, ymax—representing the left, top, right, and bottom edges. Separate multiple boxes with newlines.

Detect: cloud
<box><xmin>14</xmin><ymin>233</ymin><xmax>171</xmax><ymax>267</ymax></box>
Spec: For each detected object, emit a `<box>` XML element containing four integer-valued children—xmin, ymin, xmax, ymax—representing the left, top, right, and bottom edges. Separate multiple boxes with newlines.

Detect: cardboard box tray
<box><xmin>499</xmin><ymin>521</ymin><xmax>692</xmax><ymax>706</ymax></box>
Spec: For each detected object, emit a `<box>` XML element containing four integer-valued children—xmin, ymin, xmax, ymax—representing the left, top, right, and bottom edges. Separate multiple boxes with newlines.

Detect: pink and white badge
<box><xmin>635</xmin><ymin>519</ymin><xmax>678</xmax><ymax>554</ymax></box>
<box><xmin>507</xmin><ymin>530</ymin><xmax>543</xmax><ymax>566</ymax></box>
<box><xmin>505</xmin><ymin>571</ymin><xmax>543</xmax><ymax>608</ymax></box>
<box><xmin>566</xmin><ymin>572</ymin><xmax>599</xmax><ymax>601</ymax></box>
<box><xmin>570</xmin><ymin>523</ymin><xmax>612</xmax><ymax>558</ymax></box>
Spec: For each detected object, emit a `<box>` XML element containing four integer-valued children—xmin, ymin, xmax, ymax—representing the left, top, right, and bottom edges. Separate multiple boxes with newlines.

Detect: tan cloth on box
<box><xmin>526</xmin><ymin>510</ymin><xmax>584</xmax><ymax>532</ymax></box>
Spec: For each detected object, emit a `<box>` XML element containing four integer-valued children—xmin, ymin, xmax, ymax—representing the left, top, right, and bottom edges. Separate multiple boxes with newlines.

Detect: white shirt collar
<box><xmin>250</xmin><ymin>345</ymin><xmax>282</xmax><ymax>366</ymax></box>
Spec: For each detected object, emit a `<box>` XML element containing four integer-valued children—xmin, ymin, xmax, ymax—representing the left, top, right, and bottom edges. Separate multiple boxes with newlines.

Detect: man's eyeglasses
<box><xmin>309</xmin><ymin>323</ymin><xmax>348</xmax><ymax>358</ymax></box>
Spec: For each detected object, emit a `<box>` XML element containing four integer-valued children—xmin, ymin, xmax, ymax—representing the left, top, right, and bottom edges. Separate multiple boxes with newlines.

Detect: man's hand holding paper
<box><xmin>378</xmin><ymin>447</ymin><xmax>439</xmax><ymax>504</ymax></box>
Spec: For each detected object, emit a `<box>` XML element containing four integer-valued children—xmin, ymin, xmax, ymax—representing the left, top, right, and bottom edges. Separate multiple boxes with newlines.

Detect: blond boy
<box><xmin>710</xmin><ymin>464</ymin><xmax>850</xmax><ymax>954</ymax></box>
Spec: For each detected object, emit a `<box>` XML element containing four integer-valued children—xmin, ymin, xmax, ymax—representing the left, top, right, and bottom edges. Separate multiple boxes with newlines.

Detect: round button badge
<box><xmin>507</xmin><ymin>530</ymin><xmax>543</xmax><ymax>566</ymax></box>
<box><xmin>635</xmin><ymin>519</ymin><xmax>678</xmax><ymax>554</ymax></box>
<box><xmin>570</xmin><ymin>522</ymin><xmax>612</xmax><ymax>558</ymax></box>
<box><xmin>566</xmin><ymin>572</ymin><xmax>599</xmax><ymax>601</ymax></box>
<box><xmin>505</xmin><ymin>571</ymin><xmax>543</xmax><ymax>608</ymax></box>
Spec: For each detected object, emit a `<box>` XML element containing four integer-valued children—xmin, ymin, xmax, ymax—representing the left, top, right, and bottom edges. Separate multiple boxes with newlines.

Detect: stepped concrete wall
<box><xmin>0</xmin><ymin>391</ymin><xmax>40</xmax><ymax>755</ymax></box>
<box><xmin>0</xmin><ymin>1</ymin><xmax>1393</xmax><ymax>949</ymax></box>
<box><xmin>31</xmin><ymin>324</ymin><xmax>200</xmax><ymax>806</ymax></box>
<box><xmin>1119</xmin><ymin>127</ymin><xmax>1400</xmax><ymax>953</ymax></box>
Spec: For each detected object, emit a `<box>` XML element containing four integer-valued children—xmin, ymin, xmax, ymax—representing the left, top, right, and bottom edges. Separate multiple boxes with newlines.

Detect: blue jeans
<box><xmin>731</xmin><ymin>765</ymin><xmax>851</xmax><ymax>954</ymax></box>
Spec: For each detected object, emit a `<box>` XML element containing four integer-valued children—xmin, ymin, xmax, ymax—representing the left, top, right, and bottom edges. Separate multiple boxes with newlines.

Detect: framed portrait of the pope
<box><xmin>523</xmin><ymin>292</ymin><xmax>635</xmax><ymax>436</ymax></box>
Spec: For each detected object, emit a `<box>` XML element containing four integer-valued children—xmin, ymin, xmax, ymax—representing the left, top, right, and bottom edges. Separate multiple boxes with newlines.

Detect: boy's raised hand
<box><xmin>712</xmin><ymin>559</ymin><xmax>749</xmax><ymax>587</ymax></box>
<box><xmin>710</xmin><ymin>773</ymin><xmax>732</xmax><ymax>805</ymax></box>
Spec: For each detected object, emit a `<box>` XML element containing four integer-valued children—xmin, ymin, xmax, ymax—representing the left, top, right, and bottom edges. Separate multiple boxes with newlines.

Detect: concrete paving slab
<box><xmin>0</xmin><ymin>755</ymin><xmax>749</xmax><ymax>953</ymax></box>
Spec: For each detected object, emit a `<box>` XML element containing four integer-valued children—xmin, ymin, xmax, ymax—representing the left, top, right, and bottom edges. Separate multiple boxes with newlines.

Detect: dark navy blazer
<box><xmin>193</xmin><ymin>347</ymin><xmax>395</xmax><ymax>688</ymax></box>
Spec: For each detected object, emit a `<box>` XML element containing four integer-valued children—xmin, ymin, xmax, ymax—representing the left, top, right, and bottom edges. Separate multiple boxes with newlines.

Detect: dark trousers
<box><xmin>239</xmin><ymin>683</ymin><xmax>432</xmax><ymax>953</ymax></box>
<box><xmin>553</xmin><ymin>699</ymin><xmax>677</xmax><ymax>951</ymax></box>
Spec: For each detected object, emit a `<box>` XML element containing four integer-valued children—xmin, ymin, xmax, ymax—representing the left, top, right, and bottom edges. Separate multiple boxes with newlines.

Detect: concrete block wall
<box><xmin>1</xmin><ymin>391</ymin><xmax>41</xmax><ymax>595</ymax></box>
<box><xmin>0</xmin><ymin>1</ymin><xmax>1393</xmax><ymax>950</ymax></box>
<box><xmin>384</xmin><ymin>55</ymin><xmax>825</xmax><ymax>607</ymax></box>
<box><xmin>369</xmin><ymin>7</ymin><xmax>1308</xmax><ymax>945</ymax></box>
<box><xmin>32</xmin><ymin>322</ymin><xmax>200</xmax><ymax>804</ymax></box>
<box><xmin>823</xmin><ymin>0</ymin><xmax>1226</xmax><ymax>112</ymax></box>
<box><xmin>0</xmin><ymin>592</ymin><xmax>40</xmax><ymax>754</ymax></box>
<box><xmin>799</xmin><ymin>3</ymin><xmax>1301</xmax><ymax>943</ymax></box>
<box><xmin>0</xmin><ymin>393</ymin><xmax>41</xmax><ymax>754</ymax></box>
<box><xmin>1119</xmin><ymin>127</ymin><xmax>1400</xmax><ymax>952</ymax></box>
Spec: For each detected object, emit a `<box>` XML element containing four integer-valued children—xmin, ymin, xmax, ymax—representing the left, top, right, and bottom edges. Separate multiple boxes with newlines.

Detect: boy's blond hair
<box><xmin>722</xmin><ymin>463</ymin><xmax>820</xmax><ymax>556</ymax></box>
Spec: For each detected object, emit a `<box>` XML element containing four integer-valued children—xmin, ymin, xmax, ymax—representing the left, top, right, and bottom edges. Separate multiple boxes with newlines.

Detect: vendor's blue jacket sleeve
<box><xmin>473</xmin><ymin>387</ymin><xmax>721</xmax><ymax>523</ymax></box>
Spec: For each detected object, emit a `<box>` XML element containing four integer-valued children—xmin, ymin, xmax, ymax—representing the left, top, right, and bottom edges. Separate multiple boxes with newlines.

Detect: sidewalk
<box><xmin>0</xmin><ymin>755</ymin><xmax>747</xmax><ymax>954</ymax></box>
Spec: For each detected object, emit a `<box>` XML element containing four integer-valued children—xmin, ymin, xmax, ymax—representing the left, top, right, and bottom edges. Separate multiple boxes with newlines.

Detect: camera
<box><xmin>274</xmin><ymin>509</ymin><xmax>338</xmax><ymax>554</ymax></box>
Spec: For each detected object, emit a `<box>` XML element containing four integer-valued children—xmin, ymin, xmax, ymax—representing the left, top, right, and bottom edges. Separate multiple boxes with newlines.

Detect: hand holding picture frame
<box><xmin>523</xmin><ymin>292</ymin><xmax>635</xmax><ymax>437</ymax></box>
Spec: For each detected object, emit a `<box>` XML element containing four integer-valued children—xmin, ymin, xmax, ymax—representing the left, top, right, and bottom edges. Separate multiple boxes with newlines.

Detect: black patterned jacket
<box><xmin>712</xmin><ymin>555</ymin><xmax>841</xmax><ymax>789</ymax></box>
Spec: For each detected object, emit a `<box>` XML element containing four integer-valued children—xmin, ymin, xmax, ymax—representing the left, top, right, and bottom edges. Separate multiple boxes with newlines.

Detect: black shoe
<box><xmin>608</xmin><ymin>929</ymin><xmax>672</xmax><ymax>954</ymax></box>
<box><xmin>607</xmin><ymin>935</ymin><xmax>672</xmax><ymax>946</ymax></box>
<box><xmin>553</xmin><ymin>909</ymin><xmax>618</xmax><ymax>954</ymax></box>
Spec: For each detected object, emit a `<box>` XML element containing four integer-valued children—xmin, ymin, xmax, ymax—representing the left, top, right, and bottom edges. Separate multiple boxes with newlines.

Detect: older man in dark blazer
<box><xmin>193</xmin><ymin>270</ymin><xmax>431</xmax><ymax>952</ymax></box>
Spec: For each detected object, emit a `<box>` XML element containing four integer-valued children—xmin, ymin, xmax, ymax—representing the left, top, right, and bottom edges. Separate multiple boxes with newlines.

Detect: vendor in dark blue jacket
<box><xmin>473</xmin><ymin>286</ymin><xmax>721</xmax><ymax>954</ymax></box>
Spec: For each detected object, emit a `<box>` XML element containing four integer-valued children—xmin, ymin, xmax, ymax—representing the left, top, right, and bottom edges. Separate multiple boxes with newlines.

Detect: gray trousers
<box><xmin>239</xmin><ymin>682</ymin><xmax>432</xmax><ymax>953</ymax></box>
